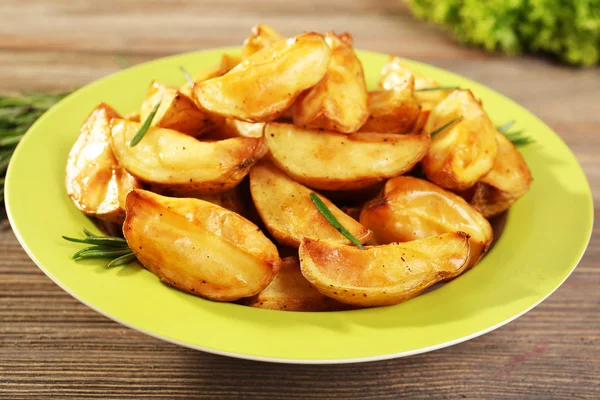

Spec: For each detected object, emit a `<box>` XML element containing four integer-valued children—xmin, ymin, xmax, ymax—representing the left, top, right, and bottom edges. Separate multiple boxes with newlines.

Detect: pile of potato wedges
<box><xmin>65</xmin><ymin>25</ymin><xmax>532</xmax><ymax>311</ymax></box>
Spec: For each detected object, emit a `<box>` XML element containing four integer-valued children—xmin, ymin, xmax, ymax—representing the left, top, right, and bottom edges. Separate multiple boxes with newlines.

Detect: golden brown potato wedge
<box><xmin>124</xmin><ymin>111</ymin><xmax>140</xmax><ymax>122</ymax></box>
<box><xmin>148</xmin><ymin>185</ymin><xmax>247</xmax><ymax>216</ymax></box>
<box><xmin>66</xmin><ymin>104</ymin><xmax>141</xmax><ymax>223</ymax></box>
<box><xmin>141</xmin><ymin>81</ymin><xmax>215</xmax><ymax>136</ymax></box>
<box><xmin>360</xmin><ymin>176</ymin><xmax>492</xmax><ymax>268</ymax></box>
<box><xmin>206</xmin><ymin>118</ymin><xmax>264</xmax><ymax>140</ymax></box>
<box><xmin>379</xmin><ymin>56</ymin><xmax>452</xmax><ymax>106</ymax></box>
<box><xmin>360</xmin><ymin>77</ymin><xmax>420</xmax><ymax>134</ymax></box>
<box><xmin>241</xmin><ymin>24</ymin><xmax>285</xmax><ymax>59</ymax></box>
<box><xmin>242</xmin><ymin>257</ymin><xmax>351</xmax><ymax>311</ymax></box>
<box><xmin>179</xmin><ymin>53</ymin><xmax>241</xmax><ymax>98</ymax></box>
<box><xmin>293</xmin><ymin>32</ymin><xmax>368</xmax><ymax>133</ymax></box>
<box><xmin>469</xmin><ymin>132</ymin><xmax>532</xmax><ymax>217</ymax></box>
<box><xmin>194</xmin><ymin>32</ymin><xmax>331</xmax><ymax>122</ymax></box>
<box><xmin>249</xmin><ymin>160</ymin><xmax>372</xmax><ymax>247</ymax></box>
<box><xmin>422</xmin><ymin>90</ymin><xmax>498</xmax><ymax>190</ymax></box>
<box><xmin>110</xmin><ymin>119</ymin><xmax>267</xmax><ymax>193</ymax></box>
<box><xmin>299</xmin><ymin>232</ymin><xmax>470</xmax><ymax>307</ymax></box>
<box><xmin>265</xmin><ymin>123</ymin><xmax>430</xmax><ymax>191</ymax></box>
<box><xmin>124</xmin><ymin>189</ymin><xmax>280</xmax><ymax>301</ymax></box>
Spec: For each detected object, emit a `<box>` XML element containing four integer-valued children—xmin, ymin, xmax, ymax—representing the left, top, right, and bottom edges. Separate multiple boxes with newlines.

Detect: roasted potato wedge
<box><xmin>249</xmin><ymin>160</ymin><xmax>372</xmax><ymax>247</ymax></box>
<box><xmin>299</xmin><ymin>232</ymin><xmax>470</xmax><ymax>307</ymax></box>
<box><xmin>124</xmin><ymin>111</ymin><xmax>140</xmax><ymax>122</ymax></box>
<box><xmin>124</xmin><ymin>189</ymin><xmax>280</xmax><ymax>301</ymax></box>
<box><xmin>207</xmin><ymin>118</ymin><xmax>265</xmax><ymax>140</ymax></box>
<box><xmin>265</xmin><ymin>123</ymin><xmax>430</xmax><ymax>190</ymax></box>
<box><xmin>469</xmin><ymin>131</ymin><xmax>532</xmax><ymax>217</ymax></box>
<box><xmin>242</xmin><ymin>24</ymin><xmax>285</xmax><ymax>59</ymax></box>
<box><xmin>66</xmin><ymin>104</ymin><xmax>141</xmax><ymax>223</ymax></box>
<box><xmin>179</xmin><ymin>53</ymin><xmax>241</xmax><ymax>98</ymax></box>
<box><xmin>360</xmin><ymin>77</ymin><xmax>420</xmax><ymax>134</ymax></box>
<box><xmin>148</xmin><ymin>185</ymin><xmax>247</xmax><ymax>216</ymax></box>
<box><xmin>110</xmin><ymin>119</ymin><xmax>267</xmax><ymax>193</ymax></box>
<box><xmin>141</xmin><ymin>81</ymin><xmax>215</xmax><ymax>136</ymax></box>
<box><xmin>194</xmin><ymin>32</ymin><xmax>331</xmax><ymax>122</ymax></box>
<box><xmin>422</xmin><ymin>90</ymin><xmax>498</xmax><ymax>190</ymax></box>
<box><xmin>242</xmin><ymin>257</ymin><xmax>351</xmax><ymax>311</ymax></box>
<box><xmin>293</xmin><ymin>32</ymin><xmax>368</xmax><ymax>133</ymax></box>
<box><xmin>380</xmin><ymin>56</ymin><xmax>452</xmax><ymax>106</ymax></box>
<box><xmin>360</xmin><ymin>176</ymin><xmax>492</xmax><ymax>267</ymax></box>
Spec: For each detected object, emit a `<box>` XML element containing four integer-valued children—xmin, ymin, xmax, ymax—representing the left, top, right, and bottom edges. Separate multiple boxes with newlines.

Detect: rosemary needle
<box><xmin>415</xmin><ymin>86</ymin><xmax>458</xmax><ymax>92</ymax></box>
<box><xmin>310</xmin><ymin>193</ymin><xmax>364</xmax><ymax>250</ymax></box>
<box><xmin>430</xmin><ymin>116</ymin><xmax>461</xmax><ymax>137</ymax></box>
<box><xmin>63</xmin><ymin>228</ymin><xmax>137</xmax><ymax>267</ymax></box>
<box><xmin>179</xmin><ymin>66</ymin><xmax>194</xmax><ymax>88</ymax></box>
<box><xmin>129</xmin><ymin>97</ymin><xmax>162</xmax><ymax>147</ymax></box>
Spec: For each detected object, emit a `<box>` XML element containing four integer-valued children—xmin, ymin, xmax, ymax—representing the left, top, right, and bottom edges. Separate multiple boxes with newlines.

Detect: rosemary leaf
<box><xmin>72</xmin><ymin>248</ymin><xmax>135</xmax><ymax>260</ymax></box>
<box><xmin>107</xmin><ymin>253</ymin><xmax>137</xmax><ymax>268</ymax></box>
<box><xmin>415</xmin><ymin>86</ymin><xmax>458</xmax><ymax>92</ymax></box>
<box><xmin>179</xmin><ymin>66</ymin><xmax>194</xmax><ymax>88</ymax></box>
<box><xmin>496</xmin><ymin>120</ymin><xmax>515</xmax><ymax>133</ymax></box>
<box><xmin>430</xmin><ymin>116</ymin><xmax>461</xmax><ymax>137</ymax></box>
<box><xmin>130</xmin><ymin>98</ymin><xmax>162</xmax><ymax>147</ymax></box>
<box><xmin>0</xmin><ymin>135</ymin><xmax>23</xmax><ymax>147</ymax></box>
<box><xmin>62</xmin><ymin>235</ymin><xmax>129</xmax><ymax>247</ymax></box>
<box><xmin>309</xmin><ymin>193</ymin><xmax>364</xmax><ymax>250</ymax></box>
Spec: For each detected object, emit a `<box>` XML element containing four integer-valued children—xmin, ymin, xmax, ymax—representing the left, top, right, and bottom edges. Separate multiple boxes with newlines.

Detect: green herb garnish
<box><xmin>415</xmin><ymin>86</ymin><xmax>458</xmax><ymax>92</ymax></box>
<box><xmin>113</xmin><ymin>55</ymin><xmax>131</xmax><ymax>69</ymax></box>
<box><xmin>309</xmin><ymin>193</ymin><xmax>364</xmax><ymax>249</ymax></box>
<box><xmin>63</xmin><ymin>228</ymin><xmax>137</xmax><ymax>268</ymax></box>
<box><xmin>179</xmin><ymin>66</ymin><xmax>194</xmax><ymax>88</ymax></box>
<box><xmin>129</xmin><ymin>97</ymin><xmax>162</xmax><ymax>147</ymax></box>
<box><xmin>430</xmin><ymin>116</ymin><xmax>461</xmax><ymax>137</ymax></box>
<box><xmin>496</xmin><ymin>121</ymin><xmax>534</xmax><ymax>147</ymax></box>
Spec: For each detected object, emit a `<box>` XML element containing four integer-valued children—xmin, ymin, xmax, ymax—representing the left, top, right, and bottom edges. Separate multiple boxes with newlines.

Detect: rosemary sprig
<box><xmin>129</xmin><ymin>97</ymin><xmax>162</xmax><ymax>147</ymax></box>
<box><xmin>496</xmin><ymin>121</ymin><xmax>534</xmax><ymax>147</ymax></box>
<box><xmin>309</xmin><ymin>193</ymin><xmax>364</xmax><ymax>249</ymax></box>
<box><xmin>430</xmin><ymin>116</ymin><xmax>462</xmax><ymax>137</ymax></box>
<box><xmin>179</xmin><ymin>66</ymin><xmax>194</xmax><ymax>88</ymax></box>
<box><xmin>62</xmin><ymin>228</ymin><xmax>137</xmax><ymax>268</ymax></box>
<box><xmin>415</xmin><ymin>86</ymin><xmax>458</xmax><ymax>92</ymax></box>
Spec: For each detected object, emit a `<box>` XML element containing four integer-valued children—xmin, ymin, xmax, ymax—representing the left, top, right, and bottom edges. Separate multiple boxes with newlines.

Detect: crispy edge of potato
<box><xmin>422</xmin><ymin>89</ymin><xmax>498</xmax><ymax>191</ymax></box>
<box><xmin>298</xmin><ymin>232</ymin><xmax>470</xmax><ymax>307</ymax></box>
<box><xmin>249</xmin><ymin>160</ymin><xmax>372</xmax><ymax>247</ymax></box>
<box><xmin>110</xmin><ymin>119</ymin><xmax>268</xmax><ymax>193</ymax></box>
<box><xmin>66</xmin><ymin>103</ymin><xmax>141</xmax><ymax>223</ymax></box>
<box><xmin>242</xmin><ymin>256</ymin><xmax>352</xmax><ymax>311</ymax></box>
<box><xmin>124</xmin><ymin>189</ymin><xmax>281</xmax><ymax>301</ymax></box>
<box><xmin>293</xmin><ymin>32</ymin><xmax>369</xmax><ymax>134</ymax></box>
<box><xmin>179</xmin><ymin>53</ymin><xmax>242</xmax><ymax>98</ymax></box>
<box><xmin>265</xmin><ymin>122</ymin><xmax>431</xmax><ymax>191</ymax></box>
<box><xmin>241</xmin><ymin>24</ymin><xmax>285</xmax><ymax>59</ymax></box>
<box><xmin>360</xmin><ymin>176</ymin><xmax>493</xmax><ymax>267</ymax></box>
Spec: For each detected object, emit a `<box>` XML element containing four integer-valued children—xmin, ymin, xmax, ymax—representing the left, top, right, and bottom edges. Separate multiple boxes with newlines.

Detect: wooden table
<box><xmin>1</xmin><ymin>1</ymin><xmax>599</xmax><ymax>398</ymax></box>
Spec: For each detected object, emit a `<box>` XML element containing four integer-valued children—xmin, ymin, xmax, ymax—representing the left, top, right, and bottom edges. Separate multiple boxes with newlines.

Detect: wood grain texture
<box><xmin>1</xmin><ymin>0</ymin><xmax>599</xmax><ymax>398</ymax></box>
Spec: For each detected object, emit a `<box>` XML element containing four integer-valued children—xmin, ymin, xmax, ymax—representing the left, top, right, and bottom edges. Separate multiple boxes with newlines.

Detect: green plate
<box><xmin>5</xmin><ymin>47</ymin><xmax>593</xmax><ymax>364</ymax></box>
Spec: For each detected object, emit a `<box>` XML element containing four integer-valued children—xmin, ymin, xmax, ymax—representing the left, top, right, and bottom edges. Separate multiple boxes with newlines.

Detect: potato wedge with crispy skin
<box><xmin>194</xmin><ymin>32</ymin><xmax>331</xmax><ymax>122</ymax></box>
<box><xmin>147</xmin><ymin>185</ymin><xmax>247</xmax><ymax>216</ymax></box>
<box><xmin>242</xmin><ymin>24</ymin><xmax>285</xmax><ymax>59</ymax></box>
<box><xmin>360</xmin><ymin>77</ymin><xmax>420</xmax><ymax>134</ymax></box>
<box><xmin>360</xmin><ymin>176</ymin><xmax>492</xmax><ymax>268</ymax></box>
<box><xmin>469</xmin><ymin>131</ymin><xmax>532</xmax><ymax>217</ymax></box>
<box><xmin>179</xmin><ymin>53</ymin><xmax>241</xmax><ymax>98</ymax></box>
<box><xmin>242</xmin><ymin>257</ymin><xmax>351</xmax><ymax>311</ymax></box>
<box><xmin>380</xmin><ymin>56</ymin><xmax>453</xmax><ymax>106</ymax></box>
<box><xmin>141</xmin><ymin>81</ymin><xmax>215</xmax><ymax>136</ymax></box>
<box><xmin>66</xmin><ymin>104</ymin><xmax>141</xmax><ymax>223</ymax></box>
<box><xmin>110</xmin><ymin>119</ymin><xmax>267</xmax><ymax>193</ymax></box>
<box><xmin>124</xmin><ymin>189</ymin><xmax>280</xmax><ymax>301</ymax></box>
<box><xmin>299</xmin><ymin>232</ymin><xmax>470</xmax><ymax>307</ymax></box>
<box><xmin>265</xmin><ymin>122</ymin><xmax>430</xmax><ymax>191</ymax></box>
<box><xmin>422</xmin><ymin>90</ymin><xmax>498</xmax><ymax>190</ymax></box>
<box><xmin>249</xmin><ymin>160</ymin><xmax>372</xmax><ymax>247</ymax></box>
<box><xmin>205</xmin><ymin>118</ymin><xmax>264</xmax><ymax>140</ymax></box>
<box><xmin>293</xmin><ymin>32</ymin><xmax>368</xmax><ymax>133</ymax></box>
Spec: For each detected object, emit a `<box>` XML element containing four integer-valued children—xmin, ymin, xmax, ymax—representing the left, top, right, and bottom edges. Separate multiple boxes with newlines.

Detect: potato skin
<box><xmin>110</xmin><ymin>119</ymin><xmax>267</xmax><ymax>194</ymax></box>
<box><xmin>265</xmin><ymin>122</ymin><xmax>430</xmax><ymax>191</ymax></box>
<box><xmin>141</xmin><ymin>81</ymin><xmax>215</xmax><ymax>136</ymax></box>
<box><xmin>299</xmin><ymin>233</ymin><xmax>470</xmax><ymax>307</ymax></box>
<box><xmin>66</xmin><ymin>103</ymin><xmax>141</xmax><ymax>223</ymax></box>
<box><xmin>293</xmin><ymin>32</ymin><xmax>369</xmax><ymax>133</ymax></box>
<box><xmin>124</xmin><ymin>189</ymin><xmax>280</xmax><ymax>301</ymax></box>
<box><xmin>422</xmin><ymin>90</ymin><xmax>498</xmax><ymax>190</ymax></box>
<box><xmin>360</xmin><ymin>77</ymin><xmax>421</xmax><ymax>134</ymax></box>
<box><xmin>242</xmin><ymin>257</ymin><xmax>351</xmax><ymax>311</ymax></box>
<box><xmin>194</xmin><ymin>32</ymin><xmax>332</xmax><ymax>122</ymax></box>
<box><xmin>249</xmin><ymin>160</ymin><xmax>372</xmax><ymax>247</ymax></box>
<box><xmin>360</xmin><ymin>176</ymin><xmax>492</xmax><ymax>268</ymax></box>
<box><xmin>242</xmin><ymin>24</ymin><xmax>284</xmax><ymax>59</ymax></box>
<box><xmin>469</xmin><ymin>131</ymin><xmax>532</xmax><ymax>217</ymax></box>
